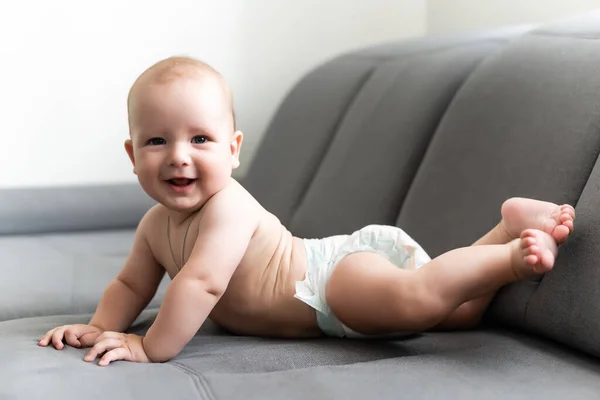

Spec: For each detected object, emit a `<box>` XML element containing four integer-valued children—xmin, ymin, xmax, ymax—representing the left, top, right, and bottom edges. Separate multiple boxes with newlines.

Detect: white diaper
<box><xmin>294</xmin><ymin>224</ymin><xmax>431</xmax><ymax>338</ymax></box>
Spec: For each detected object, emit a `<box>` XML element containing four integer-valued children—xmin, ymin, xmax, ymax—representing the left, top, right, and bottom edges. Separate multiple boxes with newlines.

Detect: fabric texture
<box><xmin>3</xmin><ymin>313</ymin><xmax>600</xmax><ymax>399</ymax></box>
<box><xmin>288</xmin><ymin>42</ymin><xmax>507</xmax><ymax>239</ymax></box>
<box><xmin>242</xmin><ymin>57</ymin><xmax>380</xmax><ymax>227</ymax></box>
<box><xmin>0</xmin><ymin>229</ymin><xmax>169</xmax><ymax>322</ymax></box>
<box><xmin>524</xmin><ymin>152</ymin><xmax>600</xmax><ymax>358</ymax></box>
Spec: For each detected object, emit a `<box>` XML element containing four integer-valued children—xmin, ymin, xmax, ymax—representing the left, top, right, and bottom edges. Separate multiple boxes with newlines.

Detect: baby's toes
<box><xmin>559</xmin><ymin>210</ymin><xmax>574</xmax><ymax>229</ymax></box>
<box><xmin>560</xmin><ymin>205</ymin><xmax>576</xmax><ymax>220</ymax></box>
<box><xmin>553</xmin><ymin>208</ymin><xmax>575</xmax><ymax>244</ymax></box>
<box><xmin>521</xmin><ymin>232</ymin><xmax>539</xmax><ymax>257</ymax></box>
<box><xmin>536</xmin><ymin>248</ymin><xmax>555</xmax><ymax>273</ymax></box>
<box><xmin>560</xmin><ymin>218</ymin><xmax>574</xmax><ymax>232</ymax></box>
<box><xmin>525</xmin><ymin>254</ymin><xmax>539</xmax><ymax>265</ymax></box>
<box><xmin>526</xmin><ymin>244</ymin><xmax>540</xmax><ymax>259</ymax></box>
<box><xmin>520</xmin><ymin>235</ymin><xmax>537</xmax><ymax>249</ymax></box>
<box><xmin>552</xmin><ymin>225</ymin><xmax>570</xmax><ymax>243</ymax></box>
<box><xmin>520</xmin><ymin>228</ymin><xmax>538</xmax><ymax>241</ymax></box>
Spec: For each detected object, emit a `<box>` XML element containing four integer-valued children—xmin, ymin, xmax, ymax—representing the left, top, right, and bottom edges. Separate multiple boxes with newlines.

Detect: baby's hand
<box><xmin>38</xmin><ymin>324</ymin><xmax>104</xmax><ymax>350</ymax></box>
<box><xmin>84</xmin><ymin>331</ymin><xmax>151</xmax><ymax>366</ymax></box>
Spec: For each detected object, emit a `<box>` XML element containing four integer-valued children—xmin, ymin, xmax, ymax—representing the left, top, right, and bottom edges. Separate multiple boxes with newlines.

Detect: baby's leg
<box><xmin>435</xmin><ymin>198</ymin><xmax>576</xmax><ymax>329</ymax></box>
<box><xmin>326</xmin><ymin>229</ymin><xmax>556</xmax><ymax>335</ymax></box>
<box><xmin>432</xmin><ymin>225</ymin><xmax>509</xmax><ymax>330</ymax></box>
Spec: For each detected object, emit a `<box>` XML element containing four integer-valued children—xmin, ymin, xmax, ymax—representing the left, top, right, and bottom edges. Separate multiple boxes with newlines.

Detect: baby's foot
<box><xmin>501</xmin><ymin>197</ymin><xmax>575</xmax><ymax>244</ymax></box>
<box><xmin>511</xmin><ymin>229</ymin><xmax>558</xmax><ymax>280</ymax></box>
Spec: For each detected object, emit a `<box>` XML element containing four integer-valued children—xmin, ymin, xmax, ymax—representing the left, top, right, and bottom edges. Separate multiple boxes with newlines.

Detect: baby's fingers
<box><xmin>64</xmin><ymin>328</ymin><xmax>81</xmax><ymax>348</ymax></box>
<box><xmin>79</xmin><ymin>331</ymin><xmax>100</xmax><ymax>348</ymax></box>
<box><xmin>38</xmin><ymin>328</ymin><xmax>58</xmax><ymax>346</ymax></box>
<box><xmin>99</xmin><ymin>348</ymin><xmax>129</xmax><ymax>367</ymax></box>
<box><xmin>50</xmin><ymin>328</ymin><xmax>66</xmax><ymax>349</ymax></box>
<box><xmin>84</xmin><ymin>338</ymin><xmax>122</xmax><ymax>362</ymax></box>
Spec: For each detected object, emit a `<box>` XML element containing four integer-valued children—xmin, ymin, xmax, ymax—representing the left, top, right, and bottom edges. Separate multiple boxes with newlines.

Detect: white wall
<box><xmin>0</xmin><ymin>0</ymin><xmax>426</xmax><ymax>188</ymax></box>
<box><xmin>428</xmin><ymin>0</ymin><xmax>600</xmax><ymax>34</ymax></box>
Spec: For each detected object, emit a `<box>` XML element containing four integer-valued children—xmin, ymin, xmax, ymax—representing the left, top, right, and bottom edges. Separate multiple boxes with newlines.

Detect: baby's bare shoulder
<box><xmin>201</xmin><ymin>179</ymin><xmax>262</xmax><ymax>221</ymax></box>
<box><xmin>135</xmin><ymin>204</ymin><xmax>167</xmax><ymax>238</ymax></box>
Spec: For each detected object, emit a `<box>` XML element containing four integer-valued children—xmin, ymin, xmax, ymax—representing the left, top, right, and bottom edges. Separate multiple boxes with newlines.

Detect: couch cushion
<box><xmin>242</xmin><ymin>55</ymin><xmax>380</xmax><ymax>227</ymax></box>
<box><xmin>242</xmin><ymin>29</ymin><xmax>526</xmax><ymax>231</ymax></box>
<box><xmin>524</xmin><ymin>152</ymin><xmax>600</xmax><ymax>358</ymax></box>
<box><xmin>516</xmin><ymin>10</ymin><xmax>600</xmax><ymax>361</ymax></box>
<box><xmin>393</xmin><ymin>21</ymin><xmax>600</xmax><ymax>356</ymax></box>
<box><xmin>289</xmin><ymin>41</ymin><xmax>506</xmax><ymax>239</ymax></box>
<box><xmin>3</xmin><ymin>313</ymin><xmax>600</xmax><ymax>399</ymax></box>
<box><xmin>0</xmin><ymin>229</ymin><xmax>168</xmax><ymax>322</ymax></box>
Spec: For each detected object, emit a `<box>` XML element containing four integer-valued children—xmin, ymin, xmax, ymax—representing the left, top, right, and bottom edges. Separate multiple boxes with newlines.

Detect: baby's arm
<box><xmin>141</xmin><ymin>192</ymin><xmax>257</xmax><ymax>362</ymax></box>
<box><xmin>89</xmin><ymin>209</ymin><xmax>166</xmax><ymax>332</ymax></box>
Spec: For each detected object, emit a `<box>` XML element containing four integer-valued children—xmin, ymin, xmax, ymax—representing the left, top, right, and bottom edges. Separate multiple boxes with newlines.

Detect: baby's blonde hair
<box><xmin>127</xmin><ymin>56</ymin><xmax>236</xmax><ymax>130</ymax></box>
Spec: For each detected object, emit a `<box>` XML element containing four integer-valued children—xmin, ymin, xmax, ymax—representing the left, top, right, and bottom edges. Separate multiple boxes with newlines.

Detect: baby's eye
<box><xmin>192</xmin><ymin>135</ymin><xmax>208</xmax><ymax>144</ymax></box>
<box><xmin>146</xmin><ymin>137</ymin><xmax>165</xmax><ymax>146</ymax></box>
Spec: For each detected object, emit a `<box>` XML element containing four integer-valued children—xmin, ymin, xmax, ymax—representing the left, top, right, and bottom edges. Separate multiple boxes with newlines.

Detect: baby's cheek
<box><xmin>137</xmin><ymin>174</ymin><xmax>159</xmax><ymax>195</ymax></box>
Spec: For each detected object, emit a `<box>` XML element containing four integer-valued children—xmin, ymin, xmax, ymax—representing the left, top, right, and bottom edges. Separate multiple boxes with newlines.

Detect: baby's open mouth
<box><xmin>167</xmin><ymin>178</ymin><xmax>197</xmax><ymax>187</ymax></box>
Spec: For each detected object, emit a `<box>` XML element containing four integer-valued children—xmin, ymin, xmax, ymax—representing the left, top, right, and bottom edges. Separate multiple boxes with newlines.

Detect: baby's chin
<box><xmin>162</xmin><ymin>196</ymin><xmax>207</xmax><ymax>212</ymax></box>
<box><xmin>142</xmin><ymin>189</ymin><xmax>205</xmax><ymax>213</ymax></box>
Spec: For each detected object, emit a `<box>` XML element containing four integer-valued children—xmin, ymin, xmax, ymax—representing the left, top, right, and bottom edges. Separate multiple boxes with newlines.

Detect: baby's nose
<box><xmin>169</xmin><ymin>144</ymin><xmax>191</xmax><ymax>167</ymax></box>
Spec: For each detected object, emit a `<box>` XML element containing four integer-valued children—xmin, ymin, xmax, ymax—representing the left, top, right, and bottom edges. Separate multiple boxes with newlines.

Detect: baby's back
<box><xmin>145</xmin><ymin>179</ymin><xmax>321</xmax><ymax>338</ymax></box>
<box><xmin>211</xmin><ymin>207</ymin><xmax>320</xmax><ymax>337</ymax></box>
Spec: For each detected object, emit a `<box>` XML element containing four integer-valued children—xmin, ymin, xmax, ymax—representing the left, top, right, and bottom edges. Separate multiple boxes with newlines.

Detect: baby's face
<box><xmin>125</xmin><ymin>76</ymin><xmax>241</xmax><ymax>212</ymax></box>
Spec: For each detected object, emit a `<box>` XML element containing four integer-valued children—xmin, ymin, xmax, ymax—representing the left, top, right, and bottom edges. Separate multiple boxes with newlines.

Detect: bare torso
<box><xmin>144</xmin><ymin>179</ymin><xmax>323</xmax><ymax>338</ymax></box>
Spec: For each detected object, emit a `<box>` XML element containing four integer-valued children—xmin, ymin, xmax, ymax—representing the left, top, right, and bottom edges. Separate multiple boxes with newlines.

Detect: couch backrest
<box><xmin>243</xmin><ymin>11</ymin><xmax>600</xmax><ymax>359</ymax></box>
<box><xmin>244</xmin><ymin>26</ymin><xmax>530</xmax><ymax>237</ymax></box>
<box><xmin>0</xmin><ymin>184</ymin><xmax>155</xmax><ymax>236</ymax></box>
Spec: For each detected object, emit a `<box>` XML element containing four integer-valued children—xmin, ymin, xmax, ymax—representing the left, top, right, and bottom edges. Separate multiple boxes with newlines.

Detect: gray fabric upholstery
<box><xmin>0</xmin><ymin>183</ymin><xmax>156</xmax><ymax>235</ymax></box>
<box><xmin>4</xmin><ymin>312</ymin><xmax>600</xmax><ymax>399</ymax></box>
<box><xmin>0</xmin><ymin>230</ymin><xmax>168</xmax><ymax>322</ymax></box>
<box><xmin>525</xmin><ymin>155</ymin><xmax>600</xmax><ymax>358</ymax></box>
<box><xmin>244</xmin><ymin>27</ymin><xmax>528</xmax><ymax>229</ymax></box>
<box><xmin>397</xmin><ymin>32</ymin><xmax>600</xmax><ymax>257</ymax></box>
<box><xmin>244</xmin><ymin>56</ymin><xmax>380</xmax><ymax>227</ymax></box>
<box><xmin>3</xmin><ymin>10</ymin><xmax>600</xmax><ymax>400</ymax></box>
<box><xmin>397</xmin><ymin>32</ymin><xmax>600</xmax><ymax>338</ymax></box>
<box><xmin>289</xmin><ymin>42</ymin><xmax>504</xmax><ymax>239</ymax></box>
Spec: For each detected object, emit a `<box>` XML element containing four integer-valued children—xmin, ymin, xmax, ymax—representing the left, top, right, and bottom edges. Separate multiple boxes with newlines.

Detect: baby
<box><xmin>38</xmin><ymin>56</ymin><xmax>576</xmax><ymax>366</ymax></box>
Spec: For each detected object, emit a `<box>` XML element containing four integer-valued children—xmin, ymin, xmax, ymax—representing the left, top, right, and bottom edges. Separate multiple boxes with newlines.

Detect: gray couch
<box><xmin>3</xmin><ymin>10</ymin><xmax>600</xmax><ymax>399</ymax></box>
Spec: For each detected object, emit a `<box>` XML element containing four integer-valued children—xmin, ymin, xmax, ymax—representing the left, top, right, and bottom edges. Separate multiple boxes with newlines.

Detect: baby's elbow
<box><xmin>151</xmin><ymin>354</ymin><xmax>175</xmax><ymax>364</ymax></box>
<box><xmin>203</xmin><ymin>278</ymin><xmax>227</xmax><ymax>299</ymax></box>
<box><xmin>188</xmin><ymin>275</ymin><xmax>227</xmax><ymax>300</ymax></box>
<box><xmin>177</xmin><ymin>268</ymin><xmax>229</xmax><ymax>300</ymax></box>
<box><xmin>146</xmin><ymin>349</ymin><xmax>180</xmax><ymax>364</ymax></box>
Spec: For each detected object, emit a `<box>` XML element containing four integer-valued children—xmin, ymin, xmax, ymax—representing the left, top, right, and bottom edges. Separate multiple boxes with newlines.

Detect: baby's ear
<box><xmin>124</xmin><ymin>139</ymin><xmax>136</xmax><ymax>173</ymax></box>
<box><xmin>230</xmin><ymin>131</ymin><xmax>243</xmax><ymax>169</ymax></box>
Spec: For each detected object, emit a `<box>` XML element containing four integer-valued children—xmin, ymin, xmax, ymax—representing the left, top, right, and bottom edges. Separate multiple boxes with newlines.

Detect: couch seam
<box><xmin>289</xmin><ymin>39</ymin><xmax>514</xmax><ymax>230</ymax></box>
<box><xmin>288</xmin><ymin>41</ymin><xmax>495</xmax><ymax>225</ymax></box>
<box><xmin>524</xmin><ymin>115</ymin><xmax>600</xmax><ymax>328</ymax></box>
<box><xmin>287</xmin><ymin>61</ymin><xmax>380</xmax><ymax>224</ymax></box>
<box><xmin>394</xmin><ymin>41</ymin><xmax>506</xmax><ymax>229</ymax></box>
<box><xmin>169</xmin><ymin>361</ymin><xmax>217</xmax><ymax>400</ymax></box>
